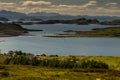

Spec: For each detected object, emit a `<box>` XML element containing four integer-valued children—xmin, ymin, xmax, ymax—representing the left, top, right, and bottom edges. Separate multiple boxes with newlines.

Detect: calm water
<box><xmin>0</xmin><ymin>24</ymin><xmax>120</xmax><ymax>56</ymax></box>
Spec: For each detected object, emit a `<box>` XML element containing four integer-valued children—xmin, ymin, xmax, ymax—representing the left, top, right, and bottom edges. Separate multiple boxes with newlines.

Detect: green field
<box><xmin>0</xmin><ymin>65</ymin><xmax>120</xmax><ymax>80</ymax></box>
<box><xmin>0</xmin><ymin>54</ymin><xmax>120</xmax><ymax>80</ymax></box>
<box><xmin>37</xmin><ymin>56</ymin><xmax>120</xmax><ymax>70</ymax></box>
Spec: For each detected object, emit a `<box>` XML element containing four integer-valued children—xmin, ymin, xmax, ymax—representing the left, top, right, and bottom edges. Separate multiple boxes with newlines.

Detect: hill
<box><xmin>0</xmin><ymin>10</ymin><xmax>119</xmax><ymax>21</ymax></box>
<box><xmin>0</xmin><ymin>10</ymin><xmax>27</xmax><ymax>20</ymax></box>
<box><xmin>0</xmin><ymin>23</ymin><xmax>28</xmax><ymax>37</ymax></box>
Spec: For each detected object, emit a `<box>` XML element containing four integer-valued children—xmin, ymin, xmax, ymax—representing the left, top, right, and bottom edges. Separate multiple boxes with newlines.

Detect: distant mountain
<box><xmin>28</xmin><ymin>12</ymin><xmax>76</xmax><ymax>20</ymax></box>
<box><xmin>28</xmin><ymin>12</ymin><xmax>120</xmax><ymax>21</ymax></box>
<box><xmin>28</xmin><ymin>12</ymin><xmax>61</xmax><ymax>17</ymax></box>
<box><xmin>0</xmin><ymin>10</ymin><xmax>28</xmax><ymax>20</ymax></box>
<box><xmin>0</xmin><ymin>10</ymin><xmax>119</xmax><ymax>21</ymax></box>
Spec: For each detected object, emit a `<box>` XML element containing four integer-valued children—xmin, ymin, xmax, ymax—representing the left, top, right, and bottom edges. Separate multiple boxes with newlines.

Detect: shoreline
<box><xmin>44</xmin><ymin>27</ymin><xmax>120</xmax><ymax>38</ymax></box>
<box><xmin>43</xmin><ymin>35</ymin><xmax>120</xmax><ymax>38</ymax></box>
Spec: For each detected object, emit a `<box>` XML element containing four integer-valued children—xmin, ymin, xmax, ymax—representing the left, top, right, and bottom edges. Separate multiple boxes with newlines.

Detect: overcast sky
<box><xmin>0</xmin><ymin>0</ymin><xmax>120</xmax><ymax>16</ymax></box>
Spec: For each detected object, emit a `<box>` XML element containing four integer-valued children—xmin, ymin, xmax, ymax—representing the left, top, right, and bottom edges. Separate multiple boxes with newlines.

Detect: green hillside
<box><xmin>0</xmin><ymin>23</ymin><xmax>27</xmax><ymax>37</ymax></box>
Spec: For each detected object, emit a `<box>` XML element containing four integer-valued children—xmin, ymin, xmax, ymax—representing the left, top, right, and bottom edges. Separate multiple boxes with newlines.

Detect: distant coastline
<box><xmin>44</xmin><ymin>27</ymin><xmax>120</xmax><ymax>38</ymax></box>
<box><xmin>16</xmin><ymin>18</ymin><xmax>120</xmax><ymax>25</ymax></box>
<box><xmin>0</xmin><ymin>18</ymin><xmax>120</xmax><ymax>37</ymax></box>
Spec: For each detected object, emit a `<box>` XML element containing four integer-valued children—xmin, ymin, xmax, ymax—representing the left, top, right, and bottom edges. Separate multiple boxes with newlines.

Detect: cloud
<box><xmin>94</xmin><ymin>7</ymin><xmax>120</xmax><ymax>16</ymax></box>
<box><xmin>106</xmin><ymin>2</ymin><xmax>118</xmax><ymax>6</ymax></box>
<box><xmin>50</xmin><ymin>1</ymin><xmax>97</xmax><ymax>11</ymax></box>
<box><xmin>17</xmin><ymin>1</ymin><xmax>120</xmax><ymax>16</ymax></box>
<box><xmin>0</xmin><ymin>0</ymin><xmax>119</xmax><ymax>16</ymax></box>
<box><xmin>0</xmin><ymin>2</ymin><xmax>16</xmax><ymax>7</ymax></box>
<box><xmin>22</xmin><ymin>1</ymin><xmax>51</xmax><ymax>6</ymax></box>
<box><xmin>0</xmin><ymin>2</ymin><xmax>16</xmax><ymax>11</ymax></box>
<box><xmin>81</xmin><ymin>1</ymin><xmax>97</xmax><ymax>8</ymax></box>
<box><xmin>105</xmin><ymin>2</ymin><xmax>118</xmax><ymax>9</ymax></box>
<box><xmin>0</xmin><ymin>0</ymin><xmax>98</xmax><ymax>14</ymax></box>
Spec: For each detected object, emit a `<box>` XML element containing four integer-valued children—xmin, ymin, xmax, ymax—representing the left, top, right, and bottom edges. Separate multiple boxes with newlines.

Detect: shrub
<box><xmin>40</xmin><ymin>54</ymin><xmax>46</xmax><ymax>56</ymax></box>
<box><xmin>79</xmin><ymin>60</ymin><xmax>109</xmax><ymax>69</ymax></box>
<box><xmin>4</xmin><ymin>54</ymin><xmax>109</xmax><ymax>69</ymax></box>
<box><xmin>49</xmin><ymin>55</ymin><xmax>58</xmax><ymax>57</ymax></box>
<box><xmin>31</xmin><ymin>57</ymin><xmax>40</xmax><ymax>66</ymax></box>
<box><xmin>0</xmin><ymin>65</ymin><xmax>6</xmax><ymax>70</ymax></box>
<box><xmin>0</xmin><ymin>71</ymin><xmax>9</xmax><ymax>77</ymax></box>
<box><xmin>47</xmin><ymin>58</ymin><xmax>59</xmax><ymax>67</ymax></box>
<box><xmin>4</xmin><ymin>58</ymin><xmax>11</xmax><ymax>65</ymax></box>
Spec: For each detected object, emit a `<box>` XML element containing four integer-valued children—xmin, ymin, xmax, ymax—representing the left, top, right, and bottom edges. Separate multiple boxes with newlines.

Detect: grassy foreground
<box><xmin>37</xmin><ymin>56</ymin><xmax>120</xmax><ymax>70</ymax></box>
<box><xmin>0</xmin><ymin>65</ymin><xmax>120</xmax><ymax>80</ymax></box>
<box><xmin>0</xmin><ymin>54</ymin><xmax>120</xmax><ymax>80</ymax></box>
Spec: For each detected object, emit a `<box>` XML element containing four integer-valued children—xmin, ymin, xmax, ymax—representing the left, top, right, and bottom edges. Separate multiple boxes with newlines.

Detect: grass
<box><xmin>0</xmin><ymin>65</ymin><xmax>120</xmax><ymax>80</ymax></box>
<box><xmin>0</xmin><ymin>55</ymin><xmax>7</xmax><ymax>64</ymax></box>
<box><xmin>0</xmin><ymin>55</ymin><xmax>120</xmax><ymax>80</ymax></box>
<box><xmin>88</xmin><ymin>56</ymin><xmax>120</xmax><ymax>70</ymax></box>
<box><xmin>37</xmin><ymin>55</ymin><xmax>120</xmax><ymax>70</ymax></box>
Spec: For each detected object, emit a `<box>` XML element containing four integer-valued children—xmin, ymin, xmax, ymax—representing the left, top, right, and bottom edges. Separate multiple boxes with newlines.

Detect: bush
<box><xmin>4</xmin><ymin>56</ymin><xmax>30</xmax><ymax>65</ymax></box>
<box><xmin>47</xmin><ymin>58</ymin><xmax>60</xmax><ymax>67</ymax></box>
<box><xmin>40</xmin><ymin>54</ymin><xmax>46</xmax><ymax>56</ymax></box>
<box><xmin>0</xmin><ymin>71</ymin><xmax>9</xmax><ymax>77</ymax></box>
<box><xmin>49</xmin><ymin>55</ymin><xmax>59</xmax><ymax>57</ymax></box>
<box><xmin>31</xmin><ymin>57</ymin><xmax>40</xmax><ymax>66</ymax></box>
<box><xmin>4</xmin><ymin>58</ymin><xmax>11</xmax><ymax>65</ymax></box>
<box><xmin>4</xmin><ymin>54</ymin><xmax>109</xmax><ymax>69</ymax></box>
<box><xmin>79</xmin><ymin>60</ymin><xmax>109</xmax><ymax>69</ymax></box>
<box><xmin>0</xmin><ymin>65</ymin><xmax>6</xmax><ymax>69</ymax></box>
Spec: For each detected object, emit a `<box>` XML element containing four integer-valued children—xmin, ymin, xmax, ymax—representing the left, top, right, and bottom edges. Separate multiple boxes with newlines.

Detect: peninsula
<box><xmin>0</xmin><ymin>23</ymin><xmax>42</xmax><ymax>37</ymax></box>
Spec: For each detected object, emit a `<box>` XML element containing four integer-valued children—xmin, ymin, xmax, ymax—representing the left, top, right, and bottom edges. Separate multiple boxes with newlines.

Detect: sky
<box><xmin>0</xmin><ymin>0</ymin><xmax>120</xmax><ymax>16</ymax></box>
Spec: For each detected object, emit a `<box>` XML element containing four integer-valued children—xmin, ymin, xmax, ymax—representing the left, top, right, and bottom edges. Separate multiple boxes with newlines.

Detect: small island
<box><xmin>0</xmin><ymin>23</ymin><xmax>42</xmax><ymax>37</ymax></box>
<box><xmin>44</xmin><ymin>27</ymin><xmax>120</xmax><ymax>38</ymax></box>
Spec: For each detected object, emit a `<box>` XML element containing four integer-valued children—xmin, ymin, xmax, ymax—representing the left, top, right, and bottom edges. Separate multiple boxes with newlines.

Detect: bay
<box><xmin>0</xmin><ymin>24</ymin><xmax>120</xmax><ymax>56</ymax></box>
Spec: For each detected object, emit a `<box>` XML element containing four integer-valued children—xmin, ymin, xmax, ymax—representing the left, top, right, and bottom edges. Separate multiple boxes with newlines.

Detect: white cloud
<box><xmin>106</xmin><ymin>2</ymin><xmax>118</xmax><ymax>6</ymax></box>
<box><xmin>0</xmin><ymin>1</ymin><xmax>119</xmax><ymax>16</ymax></box>
<box><xmin>0</xmin><ymin>2</ymin><xmax>16</xmax><ymax>11</ymax></box>
<box><xmin>22</xmin><ymin>1</ymin><xmax>51</xmax><ymax>6</ymax></box>
<box><xmin>18</xmin><ymin>1</ymin><xmax>120</xmax><ymax>16</ymax></box>
<box><xmin>81</xmin><ymin>1</ymin><xmax>97</xmax><ymax>8</ymax></box>
<box><xmin>50</xmin><ymin>1</ymin><xmax>97</xmax><ymax>11</ymax></box>
<box><xmin>0</xmin><ymin>2</ymin><xmax>16</xmax><ymax>7</ymax></box>
<box><xmin>105</xmin><ymin>2</ymin><xmax>118</xmax><ymax>9</ymax></box>
<box><xmin>94</xmin><ymin>7</ymin><xmax>120</xmax><ymax>16</ymax></box>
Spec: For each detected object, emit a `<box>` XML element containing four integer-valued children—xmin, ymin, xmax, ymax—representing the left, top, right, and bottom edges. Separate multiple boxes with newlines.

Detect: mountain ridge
<box><xmin>0</xmin><ymin>10</ymin><xmax>119</xmax><ymax>21</ymax></box>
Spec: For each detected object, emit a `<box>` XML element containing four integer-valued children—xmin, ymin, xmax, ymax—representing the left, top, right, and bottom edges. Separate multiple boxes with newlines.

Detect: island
<box><xmin>101</xmin><ymin>19</ymin><xmax>120</xmax><ymax>25</ymax></box>
<box><xmin>44</xmin><ymin>27</ymin><xmax>120</xmax><ymax>38</ymax></box>
<box><xmin>16</xmin><ymin>18</ymin><xmax>120</xmax><ymax>25</ymax></box>
<box><xmin>16</xmin><ymin>18</ymin><xmax>100</xmax><ymax>25</ymax></box>
<box><xmin>0</xmin><ymin>23</ymin><xmax>42</xmax><ymax>37</ymax></box>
